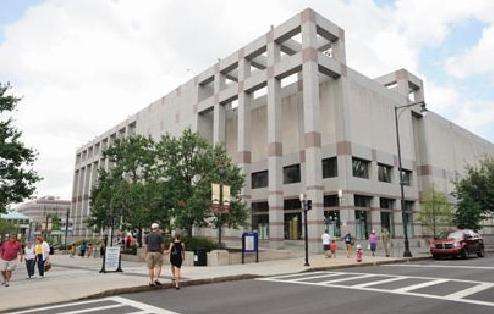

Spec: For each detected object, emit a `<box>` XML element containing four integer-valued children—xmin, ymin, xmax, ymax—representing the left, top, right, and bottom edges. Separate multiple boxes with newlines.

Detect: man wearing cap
<box><xmin>144</xmin><ymin>223</ymin><xmax>164</xmax><ymax>287</ymax></box>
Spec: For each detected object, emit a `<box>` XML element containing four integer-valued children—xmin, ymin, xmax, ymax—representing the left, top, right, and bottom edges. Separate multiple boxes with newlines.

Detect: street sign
<box><xmin>104</xmin><ymin>245</ymin><xmax>121</xmax><ymax>272</ymax></box>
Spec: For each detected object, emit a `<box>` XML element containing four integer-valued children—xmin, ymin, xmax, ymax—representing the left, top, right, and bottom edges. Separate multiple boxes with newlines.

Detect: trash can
<box><xmin>49</xmin><ymin>245</ymin><xmax>55</xmax><ymax>255</ymax></box>
<box><xmin>194</xmin><ymin>248</ymin><xmax>207</xmax><ymax>266</ymax></box>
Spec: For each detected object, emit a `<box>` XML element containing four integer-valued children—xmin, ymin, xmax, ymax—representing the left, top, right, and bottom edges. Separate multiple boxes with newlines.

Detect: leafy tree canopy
<box><xmin>453</xmin><ymin>157</ymin><xmax>494</xmax><ymax>229</ymax></box>
<box><xmin>0</xmin><ymin>83</ymin><xmax>40</xmax><ymax>212</ymax></box>
<box><xmin>89</xmin><ymin>129</ymin><xmax>247</xmax><ymax>236</ymax></box>
<box><xmin>417</xmin><ymin>187</ymin><xmax>454</xmax><ymax>238</ymax></box>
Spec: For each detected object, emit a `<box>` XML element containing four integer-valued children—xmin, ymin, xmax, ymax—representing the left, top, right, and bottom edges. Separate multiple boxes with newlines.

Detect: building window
<box><xmin>284</xmin><ymin>199</ymin><xmax>302</xmax><ymax>210</ymax></box>
<box><xmin>322</xmin><ymin>157</ymin><xmax>337</xmax><ymax>178</ymax></box>
<box><xmin>251</xmin><ymin>170</ymin><xmax>268</xmax><ymax>189</ymax></box>
<box><xmin>379</xmin><ymin>197</ymin><xmax>395</xmax><ymax>209</ymax></box>
<box><xmin>324</xmin><ymin>211</ymin><xmax>341</xmax><ymax>237</ymax></box>
<box><xmin>380</xmin><ymin>211</ymin><xmax>394</xmax><ymax>237</ymax></box>
<box><xmin>399</xmin><ymin>168</ymin><xmax>412</xmax><ymax>185</ymax></box>
<box><xmin>251</xmin><ymin>201</ymin><xmax>269</xmax><ymax>240</ymax></box>
<box><xmin>378</xmin><ymin>163</ymin><xmax>392</xmax><ymax>183</ymax></box>
<box><xmin>352</xmin><ymin>157</ymin><xmax>370</xmax><ymax>179</ymax></box>
<box><xmin>283</xmin><ymin>164</ymin><xmax>301</xmax><ymax>184</ymax></box>
<box><xmin>324</xmin><ymin>195</ymin><xmax>339</xmax><ymax>207</ymax></box>
<box><xmin>354</xmin><ymin>195</ymin><xmax>372</xmax><ymax>208</ymax></box>
<box><xmin>355</xmin><ymin>210</ymin><xmax>370</xmax><ymax>239</ymax></box>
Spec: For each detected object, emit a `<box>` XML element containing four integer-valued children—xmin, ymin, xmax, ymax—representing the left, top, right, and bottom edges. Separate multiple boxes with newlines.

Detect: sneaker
<box><xmin>148</xmin><ymin>283</ymin><xmax>156</xmax><ymax>288</ymax></box>
<box><xmin>154</xmin><ymin>280</ymin><xmax>162</xmax><ymax>286</ymax></box>
<box><xmin>5</xmin><ymin>284</ymin><xmax>9</xmax><ymax>287</ymax></box>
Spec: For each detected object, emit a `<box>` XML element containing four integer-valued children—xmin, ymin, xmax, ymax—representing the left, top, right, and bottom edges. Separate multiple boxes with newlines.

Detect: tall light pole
<box><xmin>394</xmin><ymin>100</ymin><xmax>427</xmax><ymax>258</ymax></box>
<box><xmin>299</xmin><ymin>193</ymin><xmax>312</xmax><ymax>267</ymax></box>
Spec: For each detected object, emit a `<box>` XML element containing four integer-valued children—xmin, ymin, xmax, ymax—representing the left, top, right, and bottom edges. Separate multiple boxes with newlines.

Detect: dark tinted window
<box><xmin>354</xmin><ymin>195</ymin><xmax>372</xmax><ymax>207</ymax></box>
<box><xmin>399</xmin><ymin>168</ymin><xmax>412</xmax><ymax>185</ymax></box>
<box><xmin>283</xmin><ymin>164</ymin><xmax>301</xmax><ymax>184</ymax></box>
<box><xmin>324</xmin><ymin>195</ymin><xmax>339</xmax><ymax>207</ymax></box>
<box><xmin>251</xmin><ymin>170</ymin><xmax>268</xmax><ymax>189</ymax></box>
<box><xmin>322</xmin><ymin>157</ymin><xmax>337</xmax><ymax>178</ymax></box>
<box><xmin>284</xmin><ymin>199</ymin><xmax>302</xmax><ymax>210</ymax></box>
<box><xmin>352</xmin><ymin>157</ymin><xmax>370</xmax><ymax>179</ymax></box>
<box><xmin>378</xmin><ymin>163</ymin><xmax>392</xmax><ymax>183</ymax></box>
<box><xmin>379</xmin><ymin>197</ymin><xmax>395</xmax><ymax>209</ymax></box>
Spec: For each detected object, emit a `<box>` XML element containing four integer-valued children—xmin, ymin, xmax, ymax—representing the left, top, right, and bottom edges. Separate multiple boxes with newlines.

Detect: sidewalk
<box><xmin>0</xmin><ymin>252</ymin><xmax>428</xmax><ymax>312</ymax></box>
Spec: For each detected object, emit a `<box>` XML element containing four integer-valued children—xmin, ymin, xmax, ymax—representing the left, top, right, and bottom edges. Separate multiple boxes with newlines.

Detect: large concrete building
<box><xmin>71</xmin><ymin>8</ymin><xmax>494</xmax><ymax>250</ymax></box>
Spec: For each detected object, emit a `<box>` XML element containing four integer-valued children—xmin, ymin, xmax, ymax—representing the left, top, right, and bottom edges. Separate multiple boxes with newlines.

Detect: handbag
<box><xmin>44</xmin><ymin>261</ymin><xmax>51</xmax><ymax>272</ymax></box>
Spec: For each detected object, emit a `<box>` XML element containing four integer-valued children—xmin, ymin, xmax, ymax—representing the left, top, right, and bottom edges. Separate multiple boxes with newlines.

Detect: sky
<box><xmin>1</xmin><ymin>0</ymin><xmax>494</xmax><ymax>200</ymax></box>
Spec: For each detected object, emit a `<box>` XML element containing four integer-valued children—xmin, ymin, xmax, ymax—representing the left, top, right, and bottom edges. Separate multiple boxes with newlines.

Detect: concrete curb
<box><xmin>305</xmin><ymin>256</ymin><xmax>431</xmax><ymax>272</ymax></box>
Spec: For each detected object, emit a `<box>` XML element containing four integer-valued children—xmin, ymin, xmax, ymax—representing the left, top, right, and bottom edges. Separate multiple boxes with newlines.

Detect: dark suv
<box><xmin>429</xmin><ymin>229</ymin><xmax>485</xmax><ymax>259</ymax></box>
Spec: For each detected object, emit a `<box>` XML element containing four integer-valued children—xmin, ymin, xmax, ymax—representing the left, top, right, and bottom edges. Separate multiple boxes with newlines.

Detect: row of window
<box><xmin>251</xmin><ymin>197</ymin><xmax>414</xmax><ymax>211</ymax></box>
<box><xmin>251</xmin><ymin>157</ymin><xmax>413</xmax><ymax>189</ymax></box>
<box><xmin>252</xmin><ymin>210</ymin><xmax>414</xmax><ymax>240</ymax></box>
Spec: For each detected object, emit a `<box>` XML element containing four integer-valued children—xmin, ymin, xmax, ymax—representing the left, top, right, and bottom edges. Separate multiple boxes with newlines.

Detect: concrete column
<box><xmin>266</xmin><ymin>27</ymin><xmax>284</xmax><ymax>247</ymax></box>
<box><xmin>82</xmin><ymin>163</ymin><xmax>92</xmax><ymax>237</ymax></box>
<box><xmin>395</xmin><ymin>69</ymin><xmax>409</xmax><ymax>98</ymax></box>
<box><xmin>393</xmin><ymin>200</ymin><xmax>404</xmax><ymax>238</ymax></box>
<box><xmin>339</xmin><ymin>192</ymin><xmax>355</xmax><ymax>236</ymax></box>
<box><xmin>301</xmin><ymin>9</ymin><xmax>324</xmax><ymax>252</ymax></box>
<box><xmin>191</xmin><ymin>81</ymin><xmax>200</xmax><ymax>133</ymax></box>
<box><xmin>213</xmin><ymin>65</ymin><xmax>226</xmax><ymax>145</ymax></box>
<box><xmin>370</xmin><ymin>196</ymin><xmax>381</xmax><ymax>235</ymax></box>
<box><xmin>76</xmin><ymin>166</ymin><xmax>85</xmax><ymax>236</ymax></box>
<box><xmin>332</xmin><ymin>28</ymin><xmax>347</xmax><ymax>64</ymax></box>
<box><xmin>237</xmin><ymin>52</ymin><xmax>253</xmax><ymax>228</ymax></box>
<box><xmin>70</xmin><ymin>168</ymin><xmax>79</xmax><ymax>239</ymax></box>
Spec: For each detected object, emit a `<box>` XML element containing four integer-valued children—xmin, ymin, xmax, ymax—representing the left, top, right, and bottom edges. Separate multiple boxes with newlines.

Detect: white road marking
<box><xmin>284</xmin><ymin>273</ymin><xmax>343</xmax><ymax>282</ymax></box>
<box><xmin>352</xmin><ymin>276</ymin><xmax>406</xmax><ymax>288</ymax></box>
<box><xmin>443</xmin><ymin>282</ymin><xmax>494</xmax><ymax>299</ymax></box>
<box><xmin>9</xmin><ymin>299</ymin><xmax>117</xmax><ymax>313</ymax></box>
<box><xmin>9</xmin><ymin>296</ymin><xmax>180</xmax><ymax>314</ymax></box>
<box><xmin>384</xmin><ymin>264</ymin><xmax>494</xmax><ymax>270</ymax></box>
<box><xmin>392</xmin><ymin>279</ymin><xmax>449</xmax><ymax>293</ymax></box>
<box><xmin>110</xmin><ymin>296</ymin><xmax>180</xmax><ymax>314</ymax></box>
<box><xmin>260</xmin><ymin>271</ymin><xmax>494</xmax><ymax>307</ymax></box>
<box><xmin>259</xmin><ymin>271</ymin><xmax>331</xmax><ymax>280</ymax></box>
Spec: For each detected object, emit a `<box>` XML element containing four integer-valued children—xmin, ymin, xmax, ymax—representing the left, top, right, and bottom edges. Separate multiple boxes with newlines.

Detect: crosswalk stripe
<box><xmin>69</xmin><ymin>304</ymin><xmax>126</xmax><ymax>313</ymax></box>
<box><xmin>352</xmin><ymin>276</ymin><xmax>406</xmax><ymax>288</ymax></box>
<box><xmin>257</xmin><ymin>271</ymin><xmax>494</xmax><ymax>308</ymax></box>
<box><xmin>392</xmin><ymin>279</ymin><xmax>449</xmax><ymax>293</ymax></box>
<box><xmin>110</xmin><ymin>296</ymin><xmax>180</xmax><ymax>314</ymax></box>
<box><xmin>9</xmin><ymin>299</ymin><xmax>117</xmax><ymax>313</ymax></box>
<box><xmin>443</xmin><ymin>282</ymin><xmax>494</xmax><ymax>299</ymax></box>
<box><xmin>259</xmin><ymin>271</ymin><xmax>330</xmax><ymax>280</ymax></box>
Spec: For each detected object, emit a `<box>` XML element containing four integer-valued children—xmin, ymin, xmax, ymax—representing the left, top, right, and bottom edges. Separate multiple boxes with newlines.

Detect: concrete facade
<box><xmin>71</xmin><ymin>9</ymin><xmax>494</xmax><ymax>249</ymax></box>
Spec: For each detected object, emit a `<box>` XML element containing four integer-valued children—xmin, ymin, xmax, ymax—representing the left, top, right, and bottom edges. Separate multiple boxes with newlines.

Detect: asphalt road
<box><xmin>7</xmin><ymin>256</ymin><xmax>494</xmax><ymax>314</ymax></box>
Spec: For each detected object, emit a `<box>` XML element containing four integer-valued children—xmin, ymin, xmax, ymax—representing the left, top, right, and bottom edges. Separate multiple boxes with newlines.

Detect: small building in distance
<box><xmin>16</xmin><ymin>196</ymin><xmax>73</xmax><ymax>243</ymax></box>
<box><xmin>0</xmin><ymin>210</ymin><xmax>30</xmax><ymax>241</ymax></box>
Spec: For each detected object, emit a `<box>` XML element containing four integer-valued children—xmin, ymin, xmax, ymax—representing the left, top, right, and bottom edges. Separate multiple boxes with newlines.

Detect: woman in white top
<box><xmin>24</xmin><ymin>242</ymin><xmax>36</xmax><ymax>279</ymax></box>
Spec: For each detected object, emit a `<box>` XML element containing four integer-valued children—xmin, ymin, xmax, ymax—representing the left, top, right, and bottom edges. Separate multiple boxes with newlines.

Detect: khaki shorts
<box><xmin>0</xmin><ymin>259</ymin><xmax>18</xmax><ymax>271</ymax></box>
<box><xmin>146</xmin><ymin>252</ymin><xmax>163</xmax><ymax>268</ymax></box>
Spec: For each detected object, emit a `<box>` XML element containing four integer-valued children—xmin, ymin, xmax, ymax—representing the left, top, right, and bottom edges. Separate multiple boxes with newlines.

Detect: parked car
<box><xmin>430</xmin><ymin>229</ymin><xmax>485</xmax><ymax>259</ymax></box>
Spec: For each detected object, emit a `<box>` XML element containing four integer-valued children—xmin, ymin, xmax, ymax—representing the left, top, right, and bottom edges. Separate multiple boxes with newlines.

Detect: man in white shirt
<box><xmin>321</xmin><ymin>230</ymin><xmax>331</xmax><ymax>258</ymax></box>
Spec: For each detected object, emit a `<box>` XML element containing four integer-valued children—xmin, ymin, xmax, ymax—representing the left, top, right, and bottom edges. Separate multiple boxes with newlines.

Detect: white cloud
<box><xmin>0</xmin><ymin>0</ymin><xmax>492</xmax><ymax>199</ymax></box>
<box><xmin>445</xmin><ymin>25</ymin><xmax>494</xmax><ymax>83</ymax></box>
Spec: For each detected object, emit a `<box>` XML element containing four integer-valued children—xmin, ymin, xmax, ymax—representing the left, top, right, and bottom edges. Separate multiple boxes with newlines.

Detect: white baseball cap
<box><xmin>151</xmin><ymin>223</ymin><xmax>159</xmax><ymax>230</ymax></box>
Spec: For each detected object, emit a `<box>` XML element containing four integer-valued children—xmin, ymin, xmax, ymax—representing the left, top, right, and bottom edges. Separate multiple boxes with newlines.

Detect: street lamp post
<box><xmin>64</xmin><ymin>209</ymin><xmax>70</xmax><ymax>254</ymax></box>
<box><xmin>299</xmin><ymin>193</ymin><xmax>312</xmax><ymax>267</ymax></box>
<box><xmin>394</xmin><ymin>100</ymin><xmax>427</xmax><ymax>258</ymax></box>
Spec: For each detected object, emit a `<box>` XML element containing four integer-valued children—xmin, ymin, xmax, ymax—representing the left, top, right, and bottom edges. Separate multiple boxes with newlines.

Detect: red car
<box><xmin>430</xmin><ymin>229</ymin><xmax>485</xmax><ymax>259</ymax></box>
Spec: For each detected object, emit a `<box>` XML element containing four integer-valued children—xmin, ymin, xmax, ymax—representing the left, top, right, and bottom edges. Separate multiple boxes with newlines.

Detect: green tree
<box><xmin>0</xmin><ymin>83</ymin><xmax>40</xmax><ymax>212</ymax></box>
<box><xmin>417</xmin><ymin>187</ymin><xmax>454</xmax><ymax>238</ymax></box>
<box><xmin>154</xmin><ymin>128</ymin><xmax>247</xmax><ymax>236</ymax></box>
<box><xmin>453</xmin><ymin>157</ymin><xmax>494</xmax><ymax>229</ymax></box>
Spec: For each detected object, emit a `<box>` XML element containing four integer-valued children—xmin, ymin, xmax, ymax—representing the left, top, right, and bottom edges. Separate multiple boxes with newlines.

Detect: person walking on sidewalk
<box><xmin>321</xmin><ymin>230</ymin><xmax>331</xmax><ymax>258</ymax></box>
<box><xmin>24</xmin><ymin>241</ymin><xmax>36</xmax><ymax>279</ymax></box>
<box><xmin>330</xmin><ymin>239</ymin><xmax>337</xmax><ymax>258</ymax></box>
<box><xmin>144</xmin><ymin>223</ymin><xmax>164</xmax><ymax>287</ymax></box>
<box><xmin>166</xmin><ymin>234</ymin><xmax>185</xmax><ymax>290</ymax></box>
<box><xmin>0</xmin><ymin>234</ymin><xmax>23</xmax><ymax>287</ymax></box>
<box><xmin>343</xmin><ymin>232</ymin><xmax>353</xmax><ymax>258</ymax></box>
<box><xmin>369</xmin><ymin>229</ymin><xmax>378</xmax><ymax>256</ymax></box>
<box><xmin>34</xmin><ymin>237</ymin><xmax>50</xmax><ymax>278</ymax></box>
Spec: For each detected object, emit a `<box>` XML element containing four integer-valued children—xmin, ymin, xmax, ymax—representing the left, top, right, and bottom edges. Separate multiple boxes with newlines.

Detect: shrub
<box><xmin>182</xmin><ymin>236</ymin><xmax>219</xmax><ymax>252</ymax></box>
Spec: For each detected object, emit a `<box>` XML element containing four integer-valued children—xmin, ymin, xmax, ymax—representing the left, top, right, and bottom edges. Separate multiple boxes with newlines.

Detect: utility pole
<box><xmin>64</xmin><ymin>209</ymin><xmax>70</xmax><ymax>253</ymax></box>
<box><xmin>299</xmin><ymin>194</ymin><xmax>311</xmax><ymax>267</ymax></box>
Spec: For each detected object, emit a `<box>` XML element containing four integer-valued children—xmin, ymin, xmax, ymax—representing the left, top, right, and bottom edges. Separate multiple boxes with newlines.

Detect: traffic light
<box><xmin>307</xmin><ymin>200</ymin><xmax>312</xmax><ymax>211</ymax></box>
